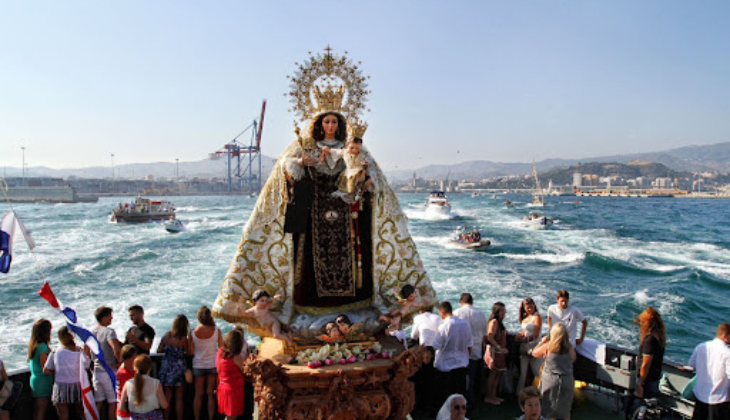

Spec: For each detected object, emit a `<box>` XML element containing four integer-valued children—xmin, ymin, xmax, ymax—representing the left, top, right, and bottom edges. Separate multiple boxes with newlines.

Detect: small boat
<box><xmin>111</xmin><ymin>197</ymin><xmax>176</xmax><ymax>223</ymax></box>
<box><xmin>471</xmin><ymin>191</ymin><xmax>480</xmax><ymax>197</ymax></box>
<box><xmin>524</xmin><ymin>212</ymin><xmax>554</xmax><ymax>229</ymax></box>
<box><xmin>164</xmin><ymin>219</ymin><xmax>185</xmax><ymax>233</ymax></box>
<box><xmin>425</xmin><ymin>191</ymin><xmax>451</xmax><ymax>215</ymax></box>
<box><xmin>448</xmin><ymin>238</ymin><xmax>491</xmax><ymax>250</ymax></box>
<box><xmin>449</xmin><ymin>226</ymin><xmax>490</xmax><ymax>250</ymax></box>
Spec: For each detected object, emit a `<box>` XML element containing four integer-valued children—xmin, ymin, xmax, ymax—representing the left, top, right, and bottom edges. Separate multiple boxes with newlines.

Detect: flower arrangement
<box><xmin>286</xmin><ymin>343</ymin><xmax>394</xmax><ymax>368</ymax></box>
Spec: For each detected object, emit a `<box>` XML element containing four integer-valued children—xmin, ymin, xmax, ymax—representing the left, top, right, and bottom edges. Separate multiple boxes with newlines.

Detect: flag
<box><xmin>0</xmin><ymin>211</ymin><xmax>36</xmax><ymax>273</ymax></box>
<box><xmin>38</xmin><ymin>283</ymin><xmax>117</xmax><ymax>391</ymax></box>
<box><xmin>79</xmin><ymin>352</ymin><xmax>99</xmax><ymax>420</ymax></box>
<box><xmin>38</xmin><ymin>282</ymin><xmax>78</xmax><ymax>323</ymax></box>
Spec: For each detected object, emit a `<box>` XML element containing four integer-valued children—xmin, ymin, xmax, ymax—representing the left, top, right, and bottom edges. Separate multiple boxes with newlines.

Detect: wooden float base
<box><xmin>244</xmin><ymin>337</ymin><xmax>427</xmax><ymax>420</ymax></box>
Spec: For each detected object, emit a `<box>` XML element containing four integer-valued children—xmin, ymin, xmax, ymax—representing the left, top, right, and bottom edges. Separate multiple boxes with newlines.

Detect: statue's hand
<box><xmin>301</xmin><ymin>155</ymin><xmax>317</xmax><ymax>167</ymax></box>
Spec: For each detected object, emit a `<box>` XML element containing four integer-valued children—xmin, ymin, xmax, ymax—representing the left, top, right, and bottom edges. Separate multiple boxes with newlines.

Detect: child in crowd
<box><xmin>120</xmin><ymin>355</ymin><xmax>167</xmax><ymax>420</ymax></box>
<box><xmin>27</xmin><ymin>319</ymin><xmax>53</xmax><ymax>420</ymax></box>
<box><xmin>157</xmin><ymin>314</ymin><xmax>189</xmax><ymax>420</ymax></box>
<box><xmin>379</xmin><ymin>285</ymin><xmax>423</xmax><ymax>334</ymax></box>
<box><xmin>321</xmin><ymin>137</ymin><xmax>371</xmax><ymax>203</ymax></box>
<box><xmin>216</xmin><ymin>329</ymin><xmax>246</xmax><ymax>420</ymax></box>
<box><xmin>517</xmin><ymin>386</ymin><xmax>546</xmax><ymax>420</ymax></box>
<box><xmin>190</xmin><ymin>306</ymin><xmax>222</xmax><ymax>420</ymax></box>
<box><xmin>43</xmin><ymin>326</ymin><xmax>91</xmax><ymax>420</ymax></box>
<box><xmin>116</xmin><ymin>345</ymin><xmax>138</xmax><ymax>420</ymax></box>
<box><xmin>239</xmin><ymin>290</ymin><xmax>292</xmax><ymax>345</ymax></box>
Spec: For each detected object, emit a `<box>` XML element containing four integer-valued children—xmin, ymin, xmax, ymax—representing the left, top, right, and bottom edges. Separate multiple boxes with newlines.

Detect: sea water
<box><xmin>1</xmin><ymin>194</ymin><xmax>728</xmax><ymax>371</ymax></box>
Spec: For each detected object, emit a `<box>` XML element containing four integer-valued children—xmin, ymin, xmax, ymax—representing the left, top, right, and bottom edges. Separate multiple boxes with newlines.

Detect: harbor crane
<box><xmin>210</xmin><ymin>100</ymin><xmax>266</xmax><ymax>194</ymax></box>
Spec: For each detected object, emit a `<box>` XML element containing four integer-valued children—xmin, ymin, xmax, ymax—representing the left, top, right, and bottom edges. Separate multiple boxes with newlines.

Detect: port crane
<box><xmin>210</xmin><ymin>100</ymin><xmax>266</xmax><ymax>194</ymax></box>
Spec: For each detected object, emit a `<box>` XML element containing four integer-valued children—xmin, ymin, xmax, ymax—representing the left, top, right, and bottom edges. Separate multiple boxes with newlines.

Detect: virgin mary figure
<box><xmin>212</xmin><ymin>48</ymin><xmax>438</xmax><ymax>339</ymax></box>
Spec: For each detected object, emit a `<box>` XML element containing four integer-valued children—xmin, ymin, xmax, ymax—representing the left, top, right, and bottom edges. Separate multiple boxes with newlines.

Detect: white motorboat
<box><xmin>164</xmin><ymin>219</ymin><xmax>185</xmax><ymax>233</ymax></box>
<box><xmin>425</xmin><ymin>191</ymin><xmax>451</xmax><ymax>215</ymax></box>
<box><xmin>524</xmin><ymin>212</ymin><xmax>554</xmax><ymax>229</ymax></box>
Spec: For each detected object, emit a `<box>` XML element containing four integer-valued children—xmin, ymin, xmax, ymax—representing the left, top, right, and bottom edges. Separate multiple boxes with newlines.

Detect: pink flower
<box><xmin>324</xmin><ymin>359</ymin><xmax>334</xmax><ymax>366</ymax></box>
<box><xmin>307</xmin><ymin>362</ymin><xmax>316</xmax><ymax>369</ymax></box>
<box><xmin>314</xmin><ymin>360</ymin><xmax>322</xmax><ymax>368</ymax></box>
<box><xmin>347</xmin><ymin>356</ymin><xmax>357</xmax><ymax>363</ymax></box>
<box><xmin>339</xmin><ymin>359</ymin><xmax>347</xmax><ymax>365</ymax></box>
<box><xmin>366</xmin><ymin>354</ymin><xmax>375</xmax><ymax>361</ymax></box>
<box><xmin>286</xmin><ymin>356</ymin><xmax>293</xmax><ymax>363</ymax></box>
<box><xmin>381</xmin><ymin>352</ymin><xmax>390</xmax><ymax>359</ymax></box>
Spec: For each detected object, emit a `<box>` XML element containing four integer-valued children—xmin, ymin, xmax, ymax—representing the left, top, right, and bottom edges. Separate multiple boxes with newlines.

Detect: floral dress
<box><xmin>158</xmin><ymin>342</ymin><xmax>186</xmax><ymax>387</ymax></box>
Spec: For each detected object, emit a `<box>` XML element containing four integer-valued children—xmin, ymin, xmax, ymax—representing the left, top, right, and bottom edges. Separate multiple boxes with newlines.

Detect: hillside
<box><xmin>387</xmin><ymin>141</ymin><xmax>730</xmax><ymax>182</ymax></box>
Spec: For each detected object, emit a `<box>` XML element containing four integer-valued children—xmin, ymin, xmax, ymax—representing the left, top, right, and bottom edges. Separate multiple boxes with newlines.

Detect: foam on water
<box><xmin>1</xmin><ymin>194</ymin><xmax>729</xmax><ymax>369</ymax></box>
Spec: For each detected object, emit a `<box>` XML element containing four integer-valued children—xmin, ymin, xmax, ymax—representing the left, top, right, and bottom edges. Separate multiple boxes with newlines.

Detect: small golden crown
<box><xmin>348</xmin><ymin>120</ymin><xmax>368</xmax><ymax>139</ymax></box>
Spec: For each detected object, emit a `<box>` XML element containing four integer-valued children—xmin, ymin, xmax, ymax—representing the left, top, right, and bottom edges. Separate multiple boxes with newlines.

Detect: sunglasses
<box><xmin>452</xmin><ymin>405</ymin><xmax>467</xmax><ymax>410</ymax></box>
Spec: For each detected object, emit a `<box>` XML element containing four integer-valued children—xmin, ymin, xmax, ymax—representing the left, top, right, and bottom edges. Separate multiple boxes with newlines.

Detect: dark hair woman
<box><xmin>156</xmin><ymin>314</ymin><xmax>190</xmax><ymax>420</ymax></box>
<box><xmin>216</xmin><ymin>330</ymin><xmax>246</xmax><ymax>420</ymax></box>
<box><xmin>635</xmin><ymin>307</ymin><xmax>666</xmax><ymax>399</ymax></box>
<box><xmin>28</xmin><ymin>319</ymin><xmax>53</xmax><ymax>420</ymax></box>
<box><xmin>516</xmin><ymin>298</ymin><xmax>543</xmax><ymax>395</ymax></box>
<box><xmin>311</xmin><ymin>112</ymin><xmax>348</xmax><ymax>141</ymax></box>
<box><xmin>191</xmin><ymin>306</ymin><xmax>222</xmax><ymax>420</ymax></box>
<box><xmin>484</xmin><ymin>302</ymin><xmax>508</xmax><ymax>405</ymax></box>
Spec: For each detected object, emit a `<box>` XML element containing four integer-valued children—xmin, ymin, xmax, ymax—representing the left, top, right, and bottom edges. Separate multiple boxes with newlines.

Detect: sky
<box><xmin>1</xmin><ymin>1</ymin><xmax>730</xmax><ymax>172</ymax></box>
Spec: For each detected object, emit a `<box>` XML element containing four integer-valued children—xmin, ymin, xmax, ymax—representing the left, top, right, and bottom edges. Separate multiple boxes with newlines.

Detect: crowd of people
<box><xmin>8</xmin><ymin>290</ymin><xmax>730</xmax><ymax>420</ymax></box>
<box><xmin>417</xmin><ymin>290</ymin><xmax>730</xmax><ymax>420</ymax></box>
<box><xmin>20</xmin><ymin>305</ymin><xmax>250</xmax><ymax>420</ymax></box>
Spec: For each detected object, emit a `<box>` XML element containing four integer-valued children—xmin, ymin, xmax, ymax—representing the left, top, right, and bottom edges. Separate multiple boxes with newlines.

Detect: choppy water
<box><xmin>1</xmin><ymin>194</ymin><xmax>729</xmax><ymax>371</ymax></box>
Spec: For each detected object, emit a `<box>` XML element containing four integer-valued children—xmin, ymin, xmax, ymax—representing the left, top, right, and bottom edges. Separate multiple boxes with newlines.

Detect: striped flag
<box><xmin>79</xmin><ymin>352</ymin><xmax>99</xmax><ymax>420</ymax></box>
<box><xmin>0</xmin><ymin>211</ymin><xmax>35</xmax><ymax>273</ymax></box>
<box><xmin>38</xmin><ymin>283</ymin><xmax>118</xmax><ymax>395</ymax></box>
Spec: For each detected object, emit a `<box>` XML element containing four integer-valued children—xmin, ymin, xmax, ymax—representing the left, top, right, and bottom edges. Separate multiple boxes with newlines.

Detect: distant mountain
<box><xmin>386</xmin><ymin>142</ymin><xmax>730</xmax><ymax>182</ymax></box>
<box><xmin>2</xmin><ymin>156</ymin><xmax>278</xmax><ymax>180</ymax></box>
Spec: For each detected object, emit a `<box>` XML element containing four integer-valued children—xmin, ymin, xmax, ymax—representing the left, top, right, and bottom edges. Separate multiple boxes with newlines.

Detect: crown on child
<box><xmin>286</xmin><ymin>45</ymin><xmax>371</xmax><ymax>129</ymax></box>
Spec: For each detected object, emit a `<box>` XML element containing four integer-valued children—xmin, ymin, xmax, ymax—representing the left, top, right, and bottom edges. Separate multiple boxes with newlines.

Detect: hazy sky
<box><xmin>2</xmin><ymin>1</ymin><xmax>729</xmax><ymax>171</ymax></box>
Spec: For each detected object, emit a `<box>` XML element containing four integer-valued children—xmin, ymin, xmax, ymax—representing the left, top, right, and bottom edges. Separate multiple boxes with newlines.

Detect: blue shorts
<box><xmin>193</xmin><ymin>367</ymin><xmax>217</xmax><ymax>377</ymax></box>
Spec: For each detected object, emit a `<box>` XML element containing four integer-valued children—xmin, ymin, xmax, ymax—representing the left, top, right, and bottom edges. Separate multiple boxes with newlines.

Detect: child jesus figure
<box><xmin>321</xmin><ymin>137</ymin><xmax>370</xmax><ymax>203</ymax></box>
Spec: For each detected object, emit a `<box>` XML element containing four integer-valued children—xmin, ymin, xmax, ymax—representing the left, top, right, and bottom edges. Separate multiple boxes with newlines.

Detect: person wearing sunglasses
<box><xmin>436</xmin><ymin>393</ymin><xmax>469</xmax><ymax>420</ymax></box>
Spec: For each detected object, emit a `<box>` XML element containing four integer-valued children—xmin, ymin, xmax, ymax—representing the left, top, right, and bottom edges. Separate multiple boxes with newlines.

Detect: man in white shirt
<box><xmin>454</xmin><ymin>292</ymin><xmax>488</xmax><ymax>403</ymax></box>
<box><xmin>688</xmin><ymin>323</ymin><xmax>730</xmax><ymax>420</ymax></box>
<box><xmin>432</xmin><ymin>301</ymin><xmax>472</xmax><ymax>412</ymax></box>
<box><xmin>410</xmin><ymin>306</ymin><xmax>441</xmax><ymax>413</ymax></box>
<box><xmin>92</xmin><ymin>306</ymin><xmax>122</xmax><ymax>420</ymax></box>
<box><xmin>547</xmin><ymin>289</ymin><xmax>587</xmax><ymax>346</ymax></box>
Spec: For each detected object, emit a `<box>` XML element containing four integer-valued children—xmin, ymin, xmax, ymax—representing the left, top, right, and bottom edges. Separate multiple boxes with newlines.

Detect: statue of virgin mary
<box><xmin>212</xmin><ymin>48</ymin><xmax>438</xmax><ymax>339</ymax></box>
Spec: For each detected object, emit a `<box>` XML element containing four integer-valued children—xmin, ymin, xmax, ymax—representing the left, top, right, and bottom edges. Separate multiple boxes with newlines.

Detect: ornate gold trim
<box><xmin>295</xmin><ymin>299</ymin><xmax>371</xmax><ymax>315</ymax></box>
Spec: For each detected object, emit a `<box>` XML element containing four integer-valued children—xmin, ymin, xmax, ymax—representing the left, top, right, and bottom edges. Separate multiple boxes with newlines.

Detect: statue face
<box><xmin>346</xmin><ymin>141</ymin><xmax>361</xmax><ymax>156</ymax></box>
<box><xmin>322</xmin><ymin>114</ymin><xmax>339</xmax><ymax>138</ymax></box>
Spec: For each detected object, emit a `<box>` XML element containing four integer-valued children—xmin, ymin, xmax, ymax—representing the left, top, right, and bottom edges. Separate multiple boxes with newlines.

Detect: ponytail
<box><xmin>132</xmin><ymin>354</ymin><xmax>152</xmax><ymax>406</ymax></box>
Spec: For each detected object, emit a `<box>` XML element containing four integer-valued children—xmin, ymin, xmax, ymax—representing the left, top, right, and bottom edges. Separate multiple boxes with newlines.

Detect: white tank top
<box><xmin>192</xmin><ymin>327</ymin><xmax>219</xmax><ymax>369</ymax></box>
<box><xmin>521</xmin><ymin>315</ymin><xmax>537</xmax><ymax>340</ymax></box>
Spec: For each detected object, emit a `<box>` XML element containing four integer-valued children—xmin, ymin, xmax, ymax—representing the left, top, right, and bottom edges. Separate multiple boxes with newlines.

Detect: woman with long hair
<box><xmin>156</xmin><ymin>314</ymin><xmax>190</xmax><ymax>420</ymax></box>
<box><xmin>42</xmin><ymin>326</ymin><xmax>90</xmax><ymax>420</ymax></box>
<box><xmin>216</xmin><ymin>329</ymin><xmax>246</xmax><ymax>420</ymax></box>
<box><xmin>120</xmin><ymin>354</ymin><xmax>168</xmax><ymax>420</ymax></box>
<box><xmin>484</xmin><ymin>302</ymin><xmax>508</xmax><ymax>405</ymax></box>
<box><xmin>532</xmin><ymin>323</ymin><xmax>576</xmax><ymax>420</ymax></box>
<box><xmin>28</xmin><ymin>319</ymin><xmax>53</xmax><ymax>420</ymax></box>
<box><xmin>635</xmin><ymin>307</ymin><xmax>666</xmax><ymax>398</ymax></box>
<box><xmin>190</xmin><ymin>306</ymin><xmax>222</xmax><ymax>420</ymax></box>
<box><xmin>515</xmin><ymin>298</ymin><xmax>543</xmax><ymax>394</ymax></box>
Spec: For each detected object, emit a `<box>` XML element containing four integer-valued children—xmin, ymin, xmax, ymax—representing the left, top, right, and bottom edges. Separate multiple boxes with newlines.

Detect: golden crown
<box><xmin>286</xmin><ymin>46</ymin><xmax>370</xmax><ymax>136</ymax></box>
